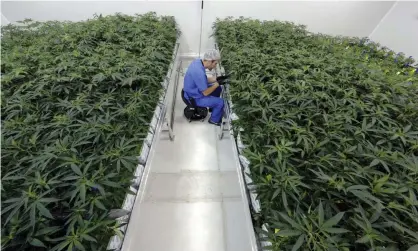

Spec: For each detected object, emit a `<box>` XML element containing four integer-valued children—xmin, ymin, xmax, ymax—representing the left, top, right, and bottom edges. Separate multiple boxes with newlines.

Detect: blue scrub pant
<box><xmin>185</xmin><ymin>86</ymin><xmax>224</xmax><ymax>123</ymax></box>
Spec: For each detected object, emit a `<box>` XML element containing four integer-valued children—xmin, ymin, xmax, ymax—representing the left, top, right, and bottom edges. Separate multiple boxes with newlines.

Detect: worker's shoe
<box><xmin>208</xmin><ymin>120</ymin><xmax>221</xmax><ymax>126</ymax></box>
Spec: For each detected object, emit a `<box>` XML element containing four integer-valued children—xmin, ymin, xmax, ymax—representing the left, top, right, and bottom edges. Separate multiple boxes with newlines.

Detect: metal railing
<box><xmin>214</xmin><ymin>43</ymin><xmax>231</xmax><ymax>140</ymax></box>
<box><xmin>160</xmin><ymin>42</ymin><xmax>181</xmax><ymax>141</ymax></box>
<box><xmin>170</xmin><ymin>60</ymin><xmax>182</xmax><ymax>131</ymax></box>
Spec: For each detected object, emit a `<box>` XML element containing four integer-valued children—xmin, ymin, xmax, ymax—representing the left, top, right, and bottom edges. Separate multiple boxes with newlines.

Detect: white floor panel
<box><xmin>220</xmin><ymin>171</ymin><xmax>242</xmax><ymax>198</ymax></box>
<box><xmin>223</xmin><ymin>201</ymin><xmax>254</xmax><ymax>251</ymax></box>
<box><xmin>121</xmin><ymin>59</ymin><xmax>257</xmax><ymax>251</ymax></box>
<box><xmin>144</xmin><ymin>170</ymin><xmax>241</xmax><ymax>202</ymax></box>
<box><xmin>150</xmin><ymin>128</ymin><xmax>218</xmax><ymax>173</ymax></box>
<box><xmin>123</xmin><ymin>201</ymin><xmax>225</xmax><ymax>251</ymax></box>
<box><xmin>217</xmin><ymin>132</ymin><xmax>237</xmax><ymax>171</ymax></box>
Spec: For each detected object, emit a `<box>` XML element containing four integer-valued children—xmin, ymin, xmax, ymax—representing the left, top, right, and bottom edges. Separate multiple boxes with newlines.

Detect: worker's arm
<box><xmin>195</xmin><ymin>71</ymin><xmax>219</xmax><ymax>96</ymax></box>
<box><xmin>202</xmin><ymin>82</ymin><xmax>220</xmax><ymax>96</ymax></box>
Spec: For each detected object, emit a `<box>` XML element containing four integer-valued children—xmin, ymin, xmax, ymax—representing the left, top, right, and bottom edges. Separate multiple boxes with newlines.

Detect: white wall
<box><xmin>1</xmin><ymin>13</ymin><xmax>9</xmax><ymax>25</ymax></box>
<box><xmin>369</xmin><ymin>1</ymin><xmax>418</xmax><ymax>60</ymax></box>
<box><xmin>201</xmin><ymin>1</ymin><xmax>395</xmax><ymax>53</ymax></box>
<box><xmin>0</xmin><ymin>1</ymin><xmax>202</xmax><ymax>55</ymax></box>
<box><xmin>3</xmin><ymin>1</ymin><xmax>415</xmax><ymax>59</ymax></box>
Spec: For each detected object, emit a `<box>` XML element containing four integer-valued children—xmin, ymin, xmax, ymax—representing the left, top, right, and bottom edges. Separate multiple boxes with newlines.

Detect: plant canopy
<box><xmin>1</xmin><ymin>12</ymin><xmax>177</xmax><ymax>250</ymax></box>
<box><xmin>214</xmin><ymin>17</ymin><xmax>418</xmax><ymax>251</ymax></box>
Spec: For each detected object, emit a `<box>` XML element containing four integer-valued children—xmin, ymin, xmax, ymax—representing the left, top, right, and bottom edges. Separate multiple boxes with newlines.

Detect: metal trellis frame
<box><xmin>160</xmin><ymin>42</ymin><xmax>181</xmax><ymax>141</ymax></box>
<box><xmin>214</xmin><ymin>43</ymin><xmax>231</xmax><ymax>140</ymax></box>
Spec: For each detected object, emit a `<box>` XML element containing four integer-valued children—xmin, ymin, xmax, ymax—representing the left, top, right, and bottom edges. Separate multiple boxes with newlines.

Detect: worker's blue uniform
<box><xmin>183</xmin><ymin>59</ymin><xmax>224</xmax><ymax>123</ymax></box>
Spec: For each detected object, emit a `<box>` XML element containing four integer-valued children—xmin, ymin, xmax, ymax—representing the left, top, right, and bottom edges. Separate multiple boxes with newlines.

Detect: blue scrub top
<box><xmin>183</xmin><ymin>59</ymin><xmax>208</xmax><ymax>99</ymax></box>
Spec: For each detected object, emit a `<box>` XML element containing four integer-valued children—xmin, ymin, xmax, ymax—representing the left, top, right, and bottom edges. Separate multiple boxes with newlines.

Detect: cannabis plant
<box><xmin>1</xmin><ymin>12</ymin><xmax>177</xmax><ymax>250</ymax></box>
<box><xmin>214</xmin><ymin>17</ymin><xmax>418</xmax><ymax>251</ymax></box>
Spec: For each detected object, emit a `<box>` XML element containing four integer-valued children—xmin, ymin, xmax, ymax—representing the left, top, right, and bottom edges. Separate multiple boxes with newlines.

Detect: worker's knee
<box><xmin>195</xmin><ymin>96</ymin><xmax>224</xmax><ymax>109</ymax></box>
<box><xmin>215</xmin><ymin>98</ymin><xmax>224</xmax><ymax>108</ymax></box>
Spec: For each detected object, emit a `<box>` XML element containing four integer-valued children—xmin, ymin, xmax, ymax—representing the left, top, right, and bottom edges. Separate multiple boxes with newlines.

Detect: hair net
<box><xmin>203</xmin><ymin>49</ymin><xmax>221</xmax><ymax>61</ymax></box>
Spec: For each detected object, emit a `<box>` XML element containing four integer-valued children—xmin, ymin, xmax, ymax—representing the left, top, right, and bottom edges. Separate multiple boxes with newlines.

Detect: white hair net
<box><xmin>203</xmin><ymin>49</ymin><xmax>221</xmax><ymax>61</ymax></box>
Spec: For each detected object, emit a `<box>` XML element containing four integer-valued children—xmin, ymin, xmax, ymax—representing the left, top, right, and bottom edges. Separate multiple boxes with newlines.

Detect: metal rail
<box><xmin>169</xmin><ymin>60</ymin><xmax>182</xmax><ymax>131</ymax></box>
<box><xmin>214</xmin><ymin>43</ymin><xmax>230</xmax><ymax>140</ymax></box>
<box><xmin>160</xmin><ymin>42</ymin><xmax>180</xmax><ymax>141</ymax></box>
<box><xmin>214</xmin><ymin>43</ymin><xmax>266</xmax><ymax>250</ymax></box>
<box><xmin>118</xmin><ymin>83</ymin><xmax>172</xmax><ymax>251</ymax></box>
<box><xmin>213</xmin><ymin>44</ymin><xmax>259</xmax><ymax>250</ymax></box>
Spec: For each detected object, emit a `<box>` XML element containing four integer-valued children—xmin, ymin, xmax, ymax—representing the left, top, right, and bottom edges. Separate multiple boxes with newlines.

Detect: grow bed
<box><xmin>1</xmin><ymin>12</ymin><xmax>178</xmax><ymax>251</ymax></box>
<box><xmin>214</xmin><ymin>17</ymin><xmax>418</xmax><ymax>251</ymax></box>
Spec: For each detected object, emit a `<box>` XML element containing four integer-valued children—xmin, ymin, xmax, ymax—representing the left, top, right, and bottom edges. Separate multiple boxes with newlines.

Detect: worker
<box><xmin>183</xmin><ymin>49</ymin><xmax>224</xmax><ymax>126</ymax></box>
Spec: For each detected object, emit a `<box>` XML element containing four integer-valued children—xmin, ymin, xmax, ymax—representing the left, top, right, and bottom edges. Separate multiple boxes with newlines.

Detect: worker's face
<box><xmin>208</xmin><ymin>60</ymin><xmax>218</xmax><ymax>70</ymax></box>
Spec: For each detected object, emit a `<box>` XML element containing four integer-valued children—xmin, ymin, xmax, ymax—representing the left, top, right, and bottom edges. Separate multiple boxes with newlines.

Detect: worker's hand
<box><xmin>216</xmin><ymin>75</ymin><xmax>230</xmax><ymax>85</ymax></box>
<box><xmin>218</xmin><ymin>79</ymin><xmax>230</xmax><ymax>85</ymax></box>
<box><xmin>216</xmin><ymin>75</ymin><xmax>229</xmax><ymax>82</ymax></box>
<box><xmin>213</xmin><ymin>81</ymin><xmax>220</xmax><ymax>88</ymax></box>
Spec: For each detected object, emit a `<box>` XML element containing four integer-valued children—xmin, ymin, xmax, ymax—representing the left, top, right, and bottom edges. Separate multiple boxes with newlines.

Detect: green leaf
<box><xmin>291</xmin><ymin>234</ymin><xmax>305</xmax><ymax>251</ymax></box>
<box><xmin>277</xmin><ymin>230</ymin><xmax>302</xmax><ymax>237</ymax></box>
<box><xmin>282</xmin><ymin>191</ymin><xmax>290</xmax><ymax>215</ymax></box>
<box><xmin>39</xmin><ymin>197</ymin><xmax>60</xmax><ymax>203</ymax></box>
<box><xmin>74</xmin><ymin>240</ymin><xmax>86</xmax><ymax>251</ymax></box>
<box><xmin>279</xmin><ymin>212</ymin><xmax>301</xmax><ymax>230</ymax></box>
<box><xmin>95</xmin><ymin>199</ymin><xmax>106</xmax><ymax>210</ymax></box>
<box><xmin>30</xmin><ymin>238</ymin><xmax>46</xmax><ymax>247</ymax></box>
<box><xmin>407</xmin><ymin>245</ymin><xmax>418</xmax><ymax>251</ymax></box>
<box><xmin>37</xmin><ymin>203</ymin><xmax>54</xmax><ymax>219</ymax></box>
<box><xmin>101</xmin><ymin>180</ymin><xmax>121</xmax><ymax>188</ymax></box>
<box><xmin>272</xmin><ymin>188</ymin><xmax>280</xmax><ymax>200</ymax></box>
<box><xmin>3</xmin><ymin>197</ymin><xmax>24</xmax><ymax>203</ymax></box>
<box><xmin>369</xmin><ymin>159</ymin><xmax>380</xmax><ymax>167</ymax></box>
<box><xmin>323</xmin><ymin>227</ymin><xmax>350</xmax><ymax>234</ymax></box>
<box><xmin>81</xmin><ymin>234</ymin><xmax>97</xmax><ymax>242</ymax></box>
<box><xmin>351</xmin><ymin>190</ymin><xmax>381</xmax><ymax>205</ymax></box>
<box><xmin>393</xmin><ymin>223</ymin><xmax>418</xmax><ymax>239</ymax></box>
<box><xmin>67</xmin><ymin>243</ymin><xmax>74</xmax><ymax>251</ymax></box>
<box><xmin>347</xmin><ymin>185</ymin><xmax>368</xmax><ymax>191</ymax></box>
<box><xmin>318</xmin><ymin>201</ymin><xmax>324</xmax><ymax>226</ymax></box>
<box><xmin>2</xmin><ymin>201</ymin><xmax>23</xmax><ymax>217</ymax></box>
<box><xmin>36</xmin><ymin>226</ymin><xmax>61</xmax><ymax>236</ymax></box>
<box><xmin>95</xmin><ymin>184</ymin><xmax>106</xmax><ymax>196</ymax></box>
<box><xmin>80</xmin><ymin>184</ymin><xmax>86</xmax><ymax>202</ymax></box>
<box><xmin>50</xmin><ymin>240</ymin><xmax>70</xmax><ymax>251</ymax></box>
<box><xmin>322</xmin><ymin>212</ymin><xmax>344</xmax><ymax>228</ymax></box>
<box><xmin>30</xmin><ymin>206</ymin><xmax>36</xmax><ymax>227</ymax></box>
<box><xmin>356</xmin><ymin>235</ymin><xmax>370</xmax><ymax>243</ymax></box>
<box><xmin>70</xmin><ymin>164</ymin><xmax>82</xmax><ymax>176</ymax></box>
<box><xmin>62</xmin><ymin>176</ymin><xmax>81</xmax><ymax>181</ymax></box>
